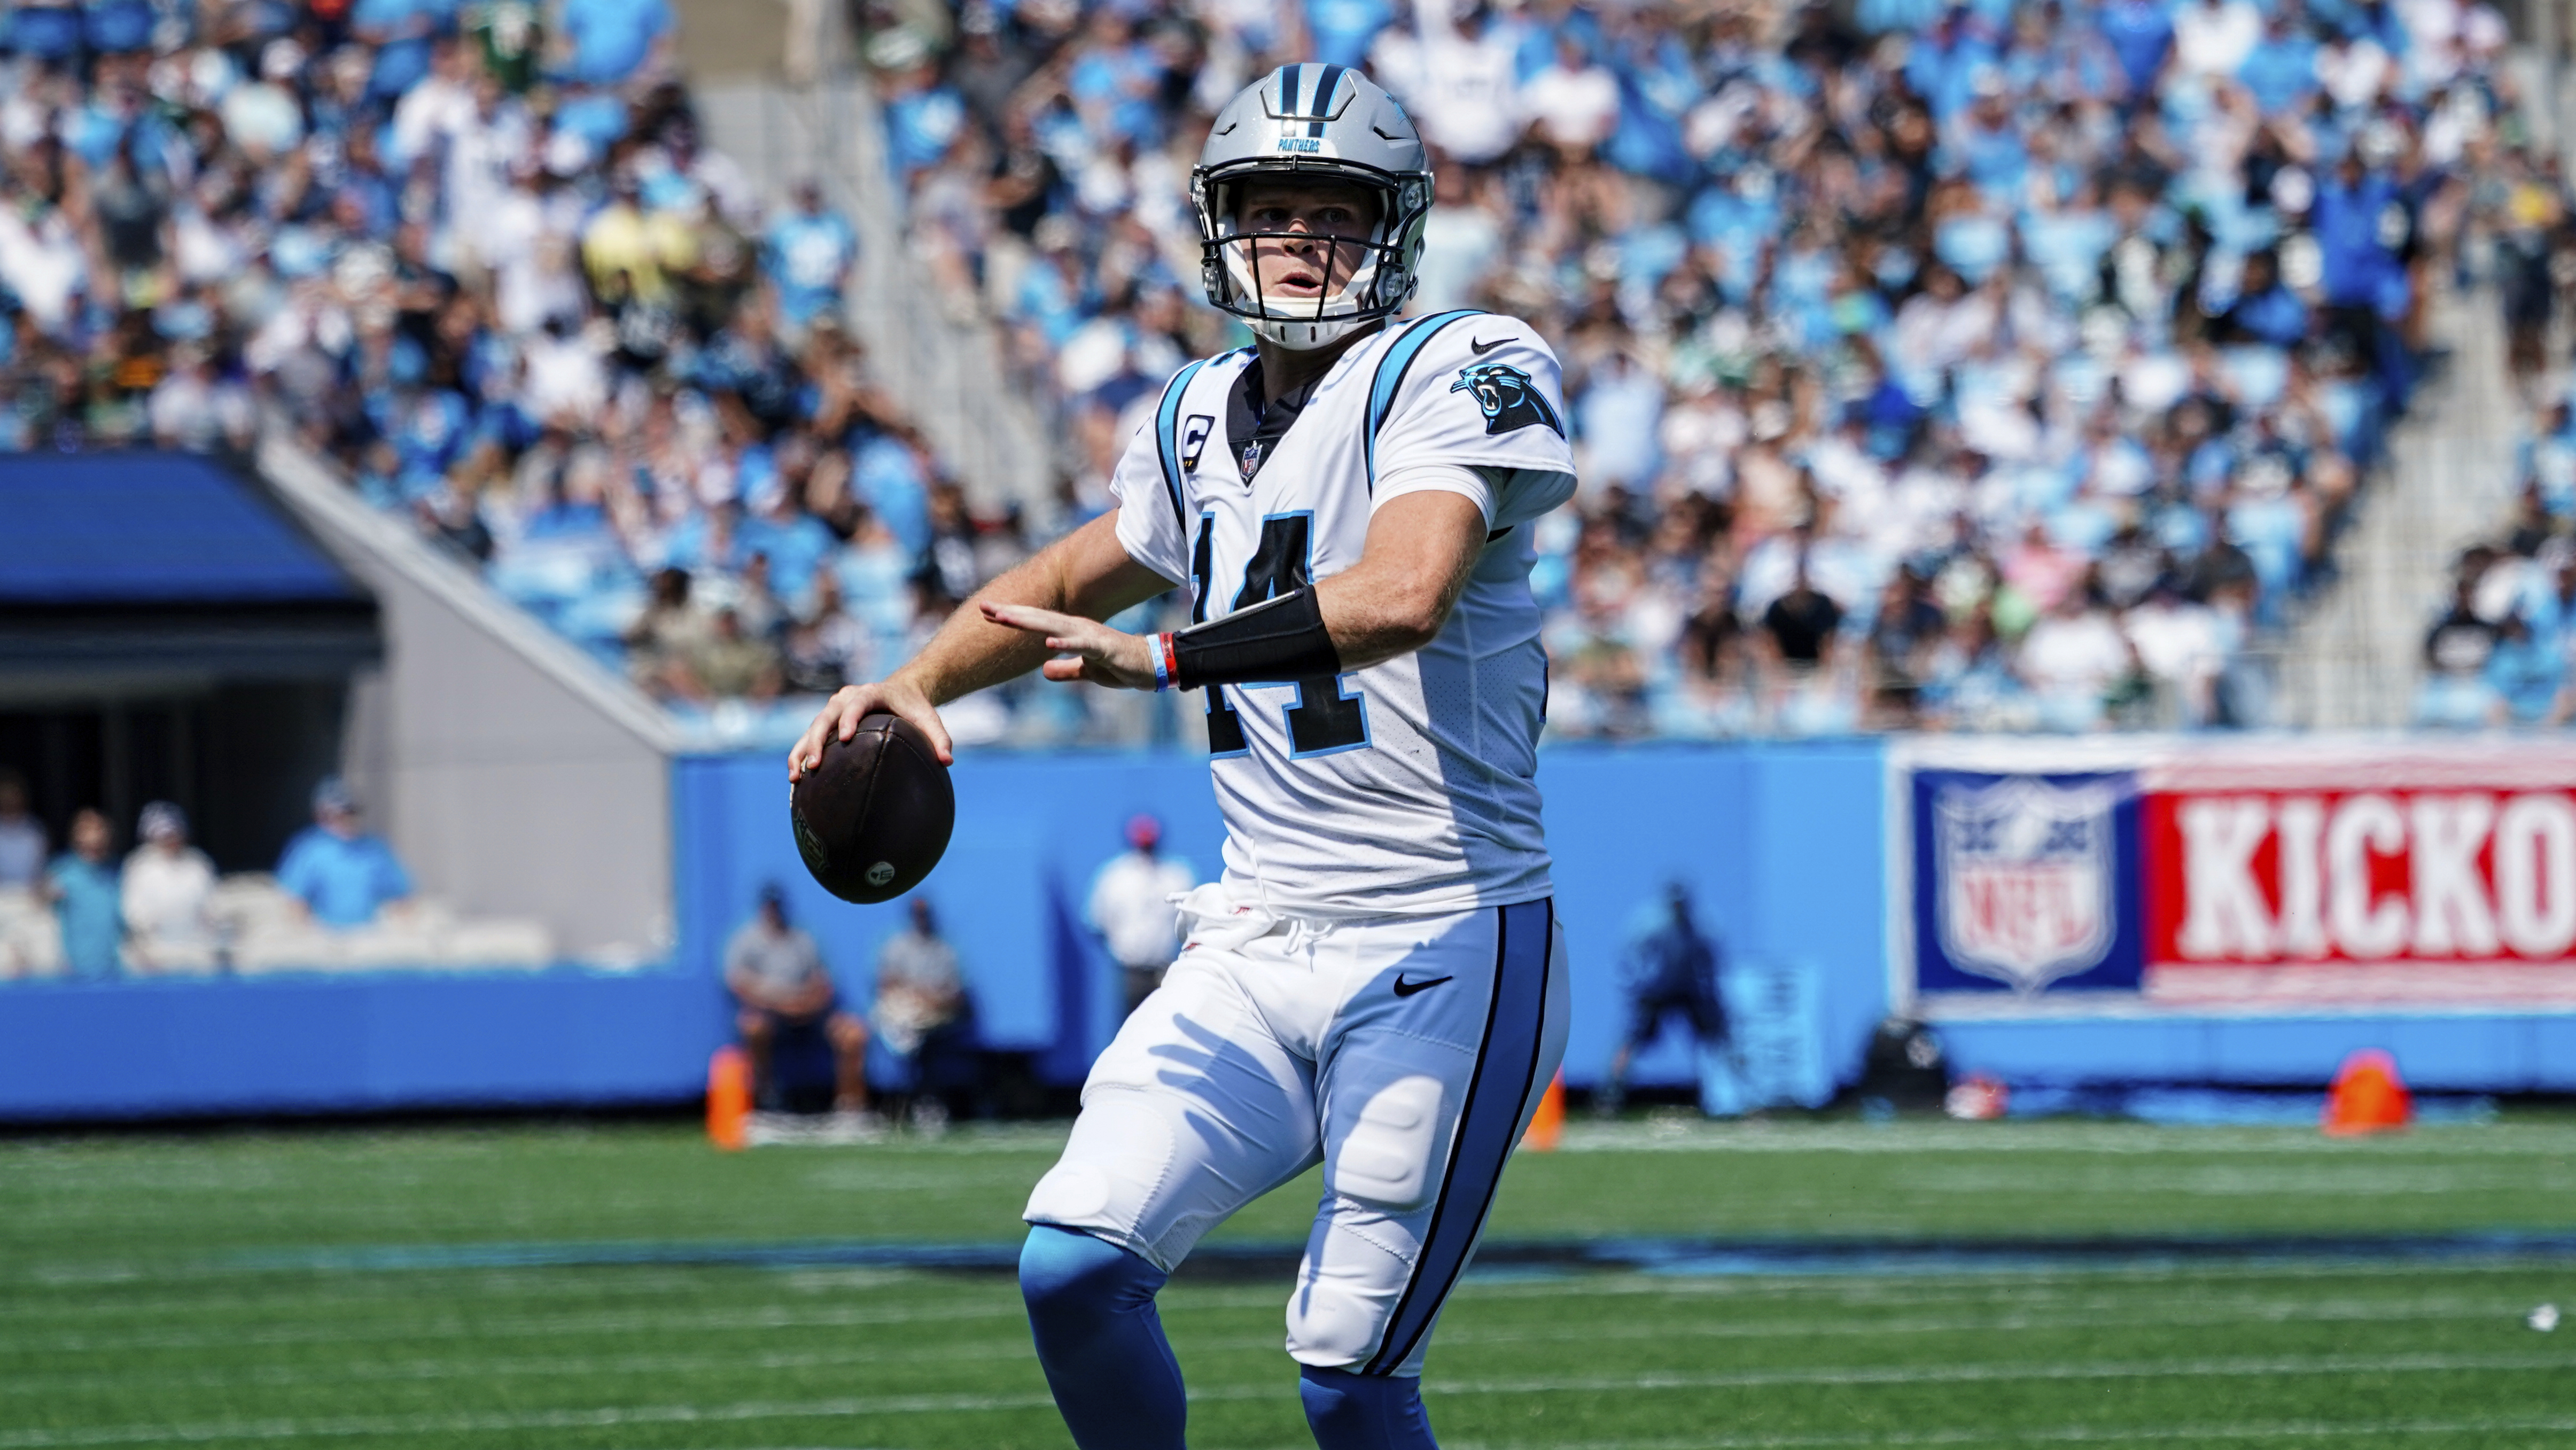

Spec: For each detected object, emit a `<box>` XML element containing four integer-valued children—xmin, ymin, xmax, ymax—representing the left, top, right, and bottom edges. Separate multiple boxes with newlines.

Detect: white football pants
<box><xmin>1023</xmin><ymin>887</ymin><xmax>1570</xmax><ymax>1377</ymax></box>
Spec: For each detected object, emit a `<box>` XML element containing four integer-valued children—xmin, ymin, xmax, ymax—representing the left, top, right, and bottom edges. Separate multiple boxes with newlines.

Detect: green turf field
<box><xmin>5</xmin><ymin>1115</ymin><xmax>2575</xmax><ymax>1448</ymax></box>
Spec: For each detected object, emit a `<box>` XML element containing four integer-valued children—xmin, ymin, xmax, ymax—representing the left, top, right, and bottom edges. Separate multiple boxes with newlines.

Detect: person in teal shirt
<box><xmin>44</xmin><ymin>809</ymin><xmax>123</xmax><ymax>979</ymax></box>
<box><xmin>276</xmin><ymin>779</ymin><xmax>415</xmax><ymax>928</ymax></box>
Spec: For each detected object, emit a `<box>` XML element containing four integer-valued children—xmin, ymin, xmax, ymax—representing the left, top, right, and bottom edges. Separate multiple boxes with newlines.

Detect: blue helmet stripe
<box><xmin>1278</xmin><ymin>63</ymin><xmax>1302</xmax><ymax>122</ymax></box>
<box><xmin>1310</xmin><ymin>63</ymin><xmax>1343</xmax><ymax>136</ymax></box>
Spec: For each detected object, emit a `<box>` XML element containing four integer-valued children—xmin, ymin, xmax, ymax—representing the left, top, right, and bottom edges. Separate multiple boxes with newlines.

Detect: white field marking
<box><xmin>0</xmin><ymin>1338</ymin><xmax>1052</xmax><ymax>1397</ymax></box>
<box><xmin>6</xmin><ymin>1243</ymin><xmax>2556</xmax><ymax>1320</ymax></box>
<box><xmin>1598</xmin><ymin>1255</ymin><xmax>2576</xmax><ymax>1296</ymax></box>
<box><xmin>4</xmin><ymin>1280</ymin><xmax>1329</xmax><ymax>1357</ymax></box>
<box><xmin>1423</xmin><ymin>1413</ymin><xmax>2576</xmax><ymax>1449</ymax></box>
<box><xmin>4</xmin><ymin>1298</ymin><xmax>1042</xmax><ymax>1357</ymax></box>
<box><xmin>3</xmin><ymin>1293</ymin><xmax>2532</xmax><ymax>1398</ymax></box>
<box><xmin>1551</xmin><ymin>1120</ymin><xmax>2576</xmax><ymax>1157</ymax></box>
<box><xmin>0</xmin><ymin>1124</ymin><xmax>1070</xmax><ymax>1187</ymax></box>
<box><xmin>0</xmin><ymin>1269</ymin><xmax>853</xmax><ymax>1321</ymax></box>
<box><xmin>11</xmin><ymin>1254</ymin><xmax>2554</xmax><ymax>1352</ymax></box>
<box><xmin>1902</xmin><ymin>1162</ymin><xmax>2576</xmax><ymax>1197</ymax></box>
<box><xmin>1415</xmin><ymin>1349</ymin><xmax>2576</xmax><ymax>1397</ymax></box>
<box><xmin>1</xmin><ymin>1251</ymin><xmax>804</xmax><ymax>1290</ymax></box>
<box><xmin>6</xmin><ymin>1350</ymin><xmax>2571</xmax><ymax>1447</ymax></box>
<box><xmin>797</xmin><ymin>1163</ymin><xmax>1060</xmax><ymax>1191</ymax></box>
<box><xmin>0</xmin><ymin>1268</ymin><xmax>1006</xmax><ymax>1322</ymax></box>
<box><xmin>18</xmin><ymin>1234</ymin><xmax>2566</xmax><ymax>1320</ymax></box>
<box><xmin>0</xmin><ymin>1393</ymin><xmax>1079</xmax><ymax>1449</ymax></box>
<box><xmin>1429</xmin><ymin>1293</ymin><xmax>2527</xmax><ymax>1348</ymax></box>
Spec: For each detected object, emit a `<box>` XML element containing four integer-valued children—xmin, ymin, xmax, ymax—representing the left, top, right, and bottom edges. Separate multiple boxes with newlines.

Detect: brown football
<box><xmin>790</xmin><ymin>714</ymin><xmax>955</xmax><ymax>903</ymax></box>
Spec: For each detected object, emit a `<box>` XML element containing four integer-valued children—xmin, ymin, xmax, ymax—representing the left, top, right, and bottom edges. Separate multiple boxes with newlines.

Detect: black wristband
<box><xmin>1171</xmin><ymin>586</ymin><xmax>1342</xmax><ymax>689</ymax></box>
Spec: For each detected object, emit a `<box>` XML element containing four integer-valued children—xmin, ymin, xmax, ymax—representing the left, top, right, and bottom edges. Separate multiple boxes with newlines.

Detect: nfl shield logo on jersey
<box><xmin>1933</xmin><ymin>777</ymin><xmax>2118</xmax><ymax>994</ymax></box>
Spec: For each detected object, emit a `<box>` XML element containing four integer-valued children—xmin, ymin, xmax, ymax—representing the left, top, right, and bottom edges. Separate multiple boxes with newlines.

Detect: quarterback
<box><xmin>791</xmin><ymin>64</ymin><xmax>1574</xmax><ymax>1450</ymax></box>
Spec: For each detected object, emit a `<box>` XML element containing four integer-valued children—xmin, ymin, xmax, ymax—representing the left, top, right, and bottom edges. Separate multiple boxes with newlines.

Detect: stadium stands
<box><xmin>0</xmin><ymin>871</ymin><xmax>554</xmax><ymax>981</ymax></box>
<box><xmin>860</xmin><ymin>0</ymin><xmax>2521</xmax><ymax>736</ymax></box>
<box><xmin>0</xmin><ymin>0</ymin><xmax>2535</xmax><ymax>744</ymax></box>
<box><xmin>2423</xmin><ymin>393</ymin><xmax>2576</xmax><ymax>728</ymax></box>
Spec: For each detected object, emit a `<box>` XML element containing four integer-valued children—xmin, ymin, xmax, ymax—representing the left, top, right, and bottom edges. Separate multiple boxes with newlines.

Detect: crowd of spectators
<box><xmin>0</xmin><ymin>0</ymin><xmax>1041</xmax><ymax>740</ymax></box>
<box><xmin>725</xmin><ymin>885</ymin><xmax>980</xmax><ymax>1129</ymax></box>
<box><xmin>2419</xmin><ymin>394</ymin><xmax>2576</xmax><ymax>728</ymax></box>
<box><xmin>867</xmin><ymin>0</ymin><xmax>2528</xmax><ymax>735</ymax></box>
<box><xmin>2410</xmin><ymin>134</ymin><xmax>2576</xmax><ymax>730</ymax></box>
<box><xmin>0</xmin><ymin>0</ymin><xmax>2544</xmax><ymax>739</ymax></box>
<box><xmin>0</xmin><ymin>770</ymin><xmax>419</xmax><ymax>977</ymax></box>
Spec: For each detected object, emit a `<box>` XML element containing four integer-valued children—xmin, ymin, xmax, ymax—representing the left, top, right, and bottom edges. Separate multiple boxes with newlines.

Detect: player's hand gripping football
<box><xmin>979</xmin><ymin>602</ymin><xmax>1159</xmax><ymax>691</ymax></box>
<box><xmin>789</xmin><ymin>675</ymin><xmax>953</xmax><ymax>779</ymax></box>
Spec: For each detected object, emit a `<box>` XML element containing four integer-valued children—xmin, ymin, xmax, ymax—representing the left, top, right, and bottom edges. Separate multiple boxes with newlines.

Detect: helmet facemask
<box><xmin>1194</xmin><ymin>165</ymin><xmax>1431</xmax><ymax>350</ymax></box>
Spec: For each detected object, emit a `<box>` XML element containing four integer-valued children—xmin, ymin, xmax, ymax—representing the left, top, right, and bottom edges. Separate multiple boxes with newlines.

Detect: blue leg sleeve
<box><xmin>1018</xmin><ymin>1225</ymin><xmax>1187</xmax><ymax>1450</ymax></box>
<box><xmin>1299</xmin><ymin>1366</ymin><xmax>1438</xmax><ymax>1450</ymax></box>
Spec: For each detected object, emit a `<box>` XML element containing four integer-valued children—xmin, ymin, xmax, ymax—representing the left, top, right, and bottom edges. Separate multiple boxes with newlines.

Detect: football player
<box><xmin>791</xmin><ymin>65</ymin><xmax>1573</xmax><ymax>1450</ymax></box>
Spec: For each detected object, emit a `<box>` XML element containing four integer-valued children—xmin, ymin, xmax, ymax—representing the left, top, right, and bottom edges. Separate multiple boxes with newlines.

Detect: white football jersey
<box><xmin>1111</xmin><ymin>309</ymin><xmax>1577</xmax><ymax>918</ymax></box>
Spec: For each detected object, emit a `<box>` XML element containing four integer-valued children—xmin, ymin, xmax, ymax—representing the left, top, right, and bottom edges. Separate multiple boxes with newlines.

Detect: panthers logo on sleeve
<box><xmin>1450</xmin><ymin>363</ymin><xmax>1565</xmax><ymax>439</ymax></box>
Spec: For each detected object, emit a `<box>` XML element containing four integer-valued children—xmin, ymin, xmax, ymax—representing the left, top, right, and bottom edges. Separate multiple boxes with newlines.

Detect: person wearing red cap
<box><xmin>1084</xmin><ymin>813</ymin><xmax>1197</xmax><ymax>1019</ymax></box>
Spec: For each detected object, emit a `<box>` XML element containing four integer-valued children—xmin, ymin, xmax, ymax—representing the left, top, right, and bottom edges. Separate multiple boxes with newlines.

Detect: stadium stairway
<box><xmin>2275</xmin><ymin>290</ymin><xmax>2520</xmax><ymax>729</ymax></box>
<box><xmin>691</xmin><ymin>64</ymin><xmax>1054</xmax><ymax>521</ymax></box>
<box><xmin>256</xmin><ymin>427</ymin><xmax>680</xmax><ymax>963</ymax></box>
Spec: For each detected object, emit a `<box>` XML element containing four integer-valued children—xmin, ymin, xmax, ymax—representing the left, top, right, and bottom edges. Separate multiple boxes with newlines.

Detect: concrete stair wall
<box><xmin>2276</xmin><ymin>294</ymin><xmax>2520</xmax><ymax>729</ymax></box>
<box><xmin>692</xmin><ymin>76</ymin><xmax>1054</xmax><ymax>517</ymax></box>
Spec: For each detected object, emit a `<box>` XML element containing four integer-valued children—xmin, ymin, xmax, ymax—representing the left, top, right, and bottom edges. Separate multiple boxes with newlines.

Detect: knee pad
<box><xmin>1019</xmin><ymin>1223</ymin><xmax>1163</xmax><ymax>1325</ymax></box>
<box><xmin>1023</xmin><ymin>1088</ymin><xmax>1179</xmax><ymax>1251</ymax></box>
<box><xmin>1286</xmin><ymin>1270</ymin><xmax>1395</xmax><ymax>1368</ymax></box>
<box><xmin>1299</xmin><ymin>1365</ymin><xmax>1436</xmax><ymax>1450</ymax></box>
<box><xmin>1327</xmin><ymin>1074</ymin><xmax>1445</xmax><ymax>1212</ymax></box>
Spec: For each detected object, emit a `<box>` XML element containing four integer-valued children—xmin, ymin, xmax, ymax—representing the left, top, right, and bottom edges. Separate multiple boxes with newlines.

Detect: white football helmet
<box><xmin>1192</xmin><ymin>64</ymin><xmax>1434</xmax><ymax>350</ymax></box>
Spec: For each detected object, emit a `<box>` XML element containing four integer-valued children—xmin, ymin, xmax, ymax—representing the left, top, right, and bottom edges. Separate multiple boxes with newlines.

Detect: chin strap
<box><xmin>1254</xmin><ymin>313</ymin><xmax>1377</xmax><ymax>350</ymax></box>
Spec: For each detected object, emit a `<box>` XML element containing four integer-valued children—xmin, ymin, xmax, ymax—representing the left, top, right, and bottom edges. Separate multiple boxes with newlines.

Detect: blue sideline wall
<box><xmin>0</xmin><ymin>742</ymin><xmax>1892</xmax><ymax>1122</ymax></box>
<box><xmin>0</xmin><ymin>971</ymin><xmax>720</xmax><ymax>1120</ymax></box>
<box><xmin>11</xmin><ymin>736</ymin><xmax>2567</xmax><ymax>1122</ymax></box>
<box><xmin>667</xmin><ymin>741</ymin><xmax>1894</xmax><ymax>1097</ymax></box>
<box><xmin>1933</xmin><ymin>1013</ymin><xmax>2576</xmax><ymax>1094</ymax></box>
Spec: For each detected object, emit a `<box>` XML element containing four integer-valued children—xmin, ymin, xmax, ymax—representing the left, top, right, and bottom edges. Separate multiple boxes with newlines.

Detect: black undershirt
<box><xmin>1222</xmin><ymin>350</ymin><xmax>1512</xmax><ymax>543</ymax></box>
<box><xmin>1226</xmin><ymin>358</ymin><xmax>1319</xmax><ymax>483</ymax></box>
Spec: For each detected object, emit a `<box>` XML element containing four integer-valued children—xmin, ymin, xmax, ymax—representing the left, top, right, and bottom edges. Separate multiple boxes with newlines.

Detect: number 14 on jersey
<box><xmin>1189</xmin><ymin>513</ymin><xmax>1370</xmax><ymax>758</ymax></box>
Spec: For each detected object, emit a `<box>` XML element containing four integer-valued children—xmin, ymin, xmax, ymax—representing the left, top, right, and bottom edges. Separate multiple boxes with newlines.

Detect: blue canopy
<box><xmin>0</xmin><ymin>453</ymin><xmax>360</xmax><ymax>604</ymax></box>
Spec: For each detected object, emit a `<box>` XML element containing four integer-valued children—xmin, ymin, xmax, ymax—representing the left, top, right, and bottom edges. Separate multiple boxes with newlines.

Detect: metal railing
<box><xmin>2273</xmin><ymin>292</ymin><xmax>2521</xmax><ymax>730</ymax></box>
<box><xmin>694</xmin><ymin>57</ymin><xmax>1052</xmax><ymax>518</ymax></box>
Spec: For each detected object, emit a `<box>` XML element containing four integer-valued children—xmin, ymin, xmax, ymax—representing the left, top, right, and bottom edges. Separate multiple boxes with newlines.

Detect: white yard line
<box><xmin>1421</xmin><ymin>1350</ymin><xmax>2576</xmax><ymax>1396</ymax></box>
<box><xmin>3</xmin><ymin>1294</ymin><xmax>2529</xmax><ymax>1397</ymax></box>
<box><xmin>1552</xmin><ymin>1122</ymin><xmax>2576</xmax><ymax>1157</ymax></box>
<box><xmin>10</xmin><ymin>1235</ymin><xmax>2558</xmax><ymax>1327</ymax></box>
<box><xmin>1425</xmin><ymin>1414</ymin><xmax>2576</xmax><ymax>1449</ymax></box>
<box><xmin>10</xmin><ymin>1259</ymin><xmax>2554</xmax><ymax>1354</ymax></box>
<box><xmin>2</xmin><ymin>1300</ymin><xmax>1039</xmax><ymax>1356</ymax></box>
<box><xmin>4</xmin><ymin>1351</ymin><xmax>2569</xmax><ymax>1447</ymax></box>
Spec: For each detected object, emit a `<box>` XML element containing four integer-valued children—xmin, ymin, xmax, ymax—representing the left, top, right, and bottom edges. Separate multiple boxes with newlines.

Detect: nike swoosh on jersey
<box><xmin>1392</xmin><ymin>972</ymin><xmax>1454</xmax><ymax>997</ymax></box>
<box><xmin>1468</xmin><ymin>336</ymin><xmax>1506</xmax><ymax>354</ymax></box>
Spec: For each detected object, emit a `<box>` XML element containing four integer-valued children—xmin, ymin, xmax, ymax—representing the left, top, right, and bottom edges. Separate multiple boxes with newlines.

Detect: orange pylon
<box><xmin>707</xmin><ymin>1045</ymin><xmax>752</xmax><ymax>1151</ymax></box>
<box><xmin>1523</xmin><ymin>1070</ymin><xmax>1566</xmax><ymax>1151</ymax></box>
<box><xmin>2323</xmin><ymin>1048</ymin><xmax>2411</xmax><ymax>1136</ymax></box>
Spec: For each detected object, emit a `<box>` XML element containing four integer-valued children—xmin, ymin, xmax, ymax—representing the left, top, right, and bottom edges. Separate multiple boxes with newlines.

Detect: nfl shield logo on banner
<box><xmin>1933</xmin><ymin>777</ymin><xmax>2119</xmax><ymax>994</ymax></box>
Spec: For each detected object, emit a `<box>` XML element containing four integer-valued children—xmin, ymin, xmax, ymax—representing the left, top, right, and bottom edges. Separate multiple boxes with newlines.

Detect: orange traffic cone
<box><xmin>1522</xmin><ymin>1070</ymin><xmax>1566</xmax><ymax>1151</ymax></box>
<box><xmin>707</xmin><ymin>1045</ymin><xmax>752</xmax><ymax>1151</ymax></box>
<box><xmin>2323</xmin><ymin>1048</ymin><xmax>2411</xmax><ymax>1136</ymax></box>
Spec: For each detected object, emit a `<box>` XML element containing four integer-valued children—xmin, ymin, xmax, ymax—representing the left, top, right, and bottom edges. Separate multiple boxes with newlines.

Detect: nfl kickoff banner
<box><xmin>1889</xmin><ymin>737</ymin><xmax>2576</xmax><ymax>1018</ymax></box>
